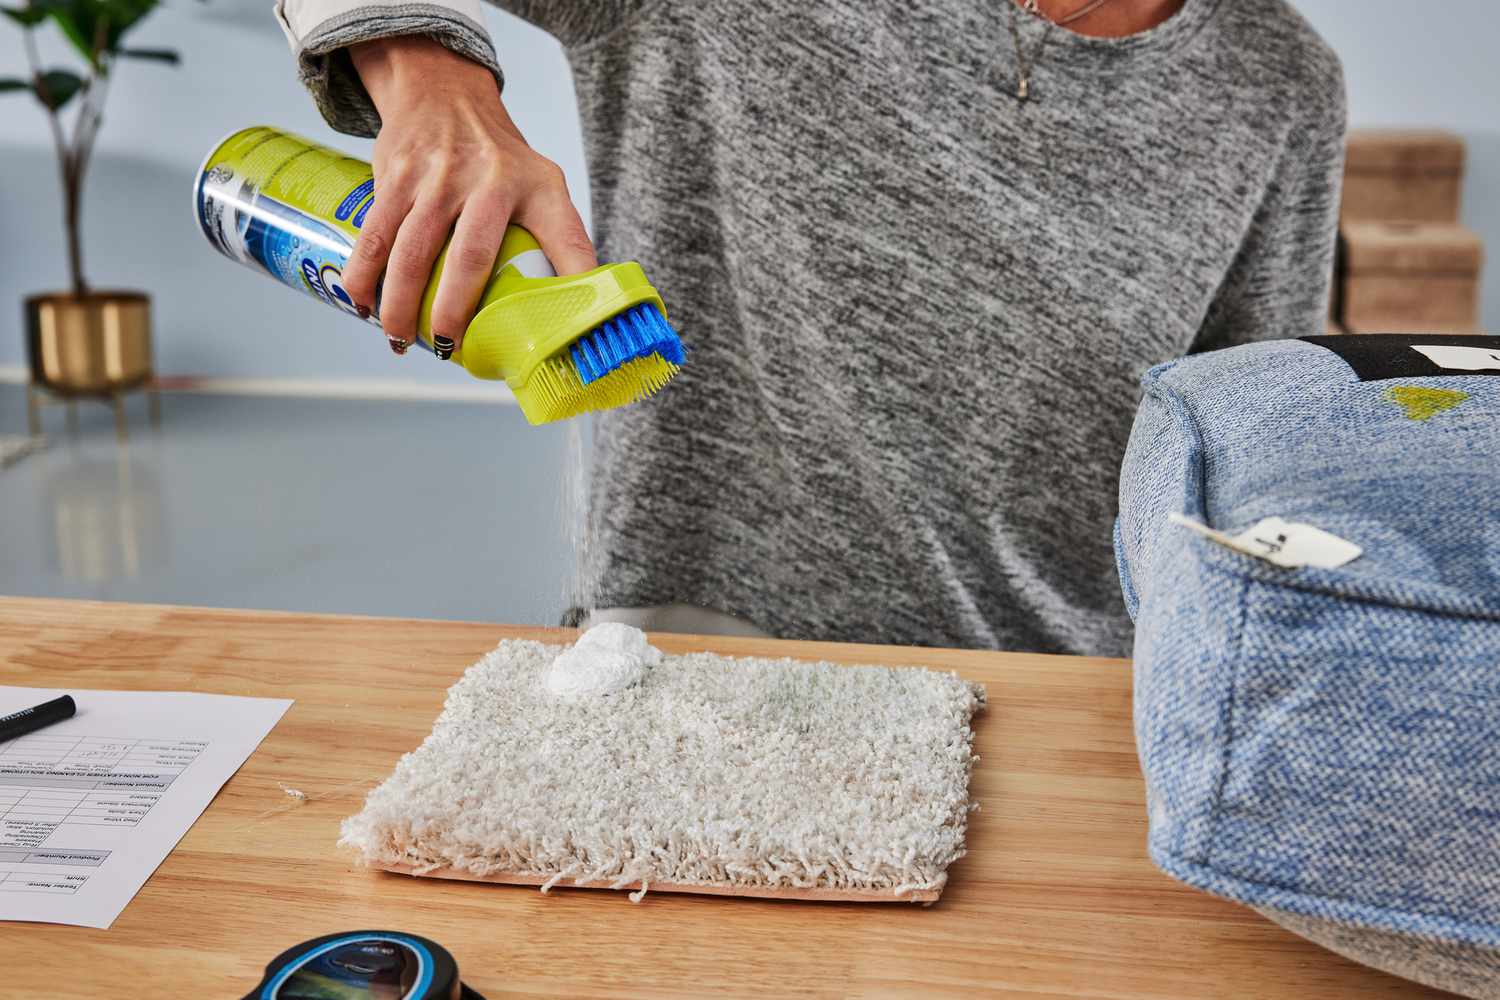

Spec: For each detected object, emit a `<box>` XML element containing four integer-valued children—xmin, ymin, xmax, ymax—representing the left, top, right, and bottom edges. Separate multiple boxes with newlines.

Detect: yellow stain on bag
<box><xmin>1386</xmin><ymin>385</ymin><xmax>1470</xmax><ymax>422</ymax></box>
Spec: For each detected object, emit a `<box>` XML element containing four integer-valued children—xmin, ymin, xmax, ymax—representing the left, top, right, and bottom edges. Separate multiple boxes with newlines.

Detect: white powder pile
<box><xmin>341</xmin><ymin>637</ymin><xmax>986</xmax><ymax>901</ymax></box>
<box><xmin>544</xmin><ymin>623</ymin><xmax>662</xmax><ymax>698</ymax></box>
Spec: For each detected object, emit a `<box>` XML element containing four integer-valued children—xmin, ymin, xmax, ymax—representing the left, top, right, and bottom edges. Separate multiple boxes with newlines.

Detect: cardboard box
<box><xmin>1341</xmin><ymin>221</ymin><xmax>1483</xmax><ymax>334</ymax></box>
<box><xmin>1342</xmin><ymin>129</ymin><xmax>1465</xmax><ymax>224</ymax></box>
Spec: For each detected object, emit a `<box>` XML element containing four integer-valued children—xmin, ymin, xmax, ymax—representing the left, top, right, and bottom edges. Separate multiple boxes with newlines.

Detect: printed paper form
<box><xmin>0</xmin><ymin>686</ymin><xmax>291</xmax><ymax>928</ymax></box>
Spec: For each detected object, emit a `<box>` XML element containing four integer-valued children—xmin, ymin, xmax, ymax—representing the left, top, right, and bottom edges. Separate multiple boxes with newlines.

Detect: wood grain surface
<box><xmin>0</xmin><ymin>597</ymin><xmax>1451</xmax><ymax>999</ymax></box>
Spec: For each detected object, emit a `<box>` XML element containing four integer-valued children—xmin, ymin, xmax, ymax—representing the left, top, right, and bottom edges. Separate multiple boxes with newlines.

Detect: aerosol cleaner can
<box><xmin>192</xmin><ymin>125</ymin><xmax>555</xmax><ymax>360</ymax></box>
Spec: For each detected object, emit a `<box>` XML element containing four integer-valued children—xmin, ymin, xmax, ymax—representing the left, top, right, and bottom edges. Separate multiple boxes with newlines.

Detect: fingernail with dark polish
<box><xmin>388</xmin><ymin>337</ymin><xmax>409</xmax><ymax>356</ymax></box>
<box><xmin>433</xmin><ymin>335</ymin><xmax>455</xmax><ymax>361</ymax></box>
<box><xmin>356</xmin><ymin>304</ymin><xmax>371</xmax><ymax>320</ymax></box>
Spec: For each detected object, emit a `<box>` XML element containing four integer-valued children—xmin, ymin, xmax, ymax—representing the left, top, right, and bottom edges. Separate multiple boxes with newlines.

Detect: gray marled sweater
<box><xmin>285</xmin><ymin>0</ymin><xmax>1346</xmax><ymax>656</ymax></box>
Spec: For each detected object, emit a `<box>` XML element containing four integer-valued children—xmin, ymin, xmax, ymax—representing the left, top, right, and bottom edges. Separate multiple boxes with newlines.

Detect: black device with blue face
<box><xmin>241</xmin><ymin>931</ymin><xmax>486</xmax><ymax>1000</ymax></box>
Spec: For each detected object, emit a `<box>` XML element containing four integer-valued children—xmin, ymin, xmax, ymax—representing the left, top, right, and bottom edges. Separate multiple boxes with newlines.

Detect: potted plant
<box><xmin>3</xmin><ymin>0</ymin><xmax>181</xmax><ymax>435</ymax></box>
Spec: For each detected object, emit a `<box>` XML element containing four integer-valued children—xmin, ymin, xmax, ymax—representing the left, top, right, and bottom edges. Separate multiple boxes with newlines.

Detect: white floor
<box><xmin>0</xmin><ymin>386</ymin><xmax>579</xmax><ymax>625</ymax></box>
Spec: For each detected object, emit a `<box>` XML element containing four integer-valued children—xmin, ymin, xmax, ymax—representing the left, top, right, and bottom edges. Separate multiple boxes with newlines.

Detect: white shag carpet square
<box><xmin>342</xmin><ymin>637</ymin><xmax>987</xmax><ymax>902</ymax></box>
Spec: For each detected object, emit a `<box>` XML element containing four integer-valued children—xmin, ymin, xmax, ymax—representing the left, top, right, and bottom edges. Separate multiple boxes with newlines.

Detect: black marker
<box><xmin>0</xmin><ymin>695</ymin><xmax>77</xmax><ymax>743</ymax></box>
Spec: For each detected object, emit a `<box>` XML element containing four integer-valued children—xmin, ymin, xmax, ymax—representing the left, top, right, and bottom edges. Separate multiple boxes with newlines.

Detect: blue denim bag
<box><xmin>1115</xmin><ymin>335</ymin><xmax>1500</xmax><ymax>998</ymax></box>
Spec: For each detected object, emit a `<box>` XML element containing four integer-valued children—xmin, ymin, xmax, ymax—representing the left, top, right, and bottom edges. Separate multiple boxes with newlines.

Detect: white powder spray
<box><xmin>559</xmin><ymin>418</ymin><xmax>602</xmax><ymax>617</ymax></box>
<box><xmin>545</xmin><ymin>622</ymin><xmax>663</xmax><ymax>699</ymax></box>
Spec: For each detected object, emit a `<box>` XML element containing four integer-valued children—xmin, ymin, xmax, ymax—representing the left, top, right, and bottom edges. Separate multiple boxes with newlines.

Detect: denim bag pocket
<box><xmin>1117</xmin><ymin>337</ymin><xmax>1500</xmax><ymax>998</ymax></box>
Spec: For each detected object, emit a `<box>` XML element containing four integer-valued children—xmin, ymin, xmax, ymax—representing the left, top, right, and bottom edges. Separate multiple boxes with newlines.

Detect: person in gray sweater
<box><xmin>274</xmin><ymin>0</ymin><xmax>1346</xmax><ymax>655</ymax></box>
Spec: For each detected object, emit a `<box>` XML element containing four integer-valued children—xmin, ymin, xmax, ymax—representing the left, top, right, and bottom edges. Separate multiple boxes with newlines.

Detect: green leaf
<box><xmin>0</xmin><ymin>76</ymin><xmax>32</xmax><ymax>92</ymax></box>
<box><xmin>43</xmin><ymin>4</ymin><xmax>96</xmax><ymax>64</ymax></box>
<box><xmin>117</xmin><ymin>45</ymin><xmax>177</xmax><ymax>63</ymax></box>
<box><xmin>42</xmin><ymin>0</ymin><xmax>160</xmax><ymax>66</ymax></box>
<box><xmin>1</xmin><ymin>5</ymin><xmax>50</xmax><ymax>26</ymax></box>
<box><xmin>99</xmin><ymin>0</ymin><xmax>158</xmax><ymax>46</ymax></box>
<box><xmin>34</xmin><ymin>68</ymin><xmax>84</xmax><ymax>109</ymax></box>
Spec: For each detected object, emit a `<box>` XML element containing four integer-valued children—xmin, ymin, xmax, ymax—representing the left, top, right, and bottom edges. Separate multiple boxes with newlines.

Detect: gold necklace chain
<box><xmin>1022</xmin><ymin>0</ymin><xmax>1120</xmax><ymax>27</ymax></box>
<box><xmin>1007</xmin><ymin>0</ymin><xmax>1122</xmax><ymax>100</ymax></box>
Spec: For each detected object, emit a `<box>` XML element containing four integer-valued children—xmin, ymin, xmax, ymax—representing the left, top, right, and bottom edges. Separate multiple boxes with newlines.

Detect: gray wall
<box><xmin>1</xmin><ymin>0</ymin><xmax>1496</xmax><ymax>385</ymax></box>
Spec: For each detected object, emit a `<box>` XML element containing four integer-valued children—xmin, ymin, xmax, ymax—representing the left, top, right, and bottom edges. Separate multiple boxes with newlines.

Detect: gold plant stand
<box><xmin>26</xmin><ymin>381</ymin><xmax>162</xmax><ymax>442</ymax></box>
<box><xmin>24</xmin><ymin>290</ymin><xmax>162</xmax><ymax>441</ymax></box>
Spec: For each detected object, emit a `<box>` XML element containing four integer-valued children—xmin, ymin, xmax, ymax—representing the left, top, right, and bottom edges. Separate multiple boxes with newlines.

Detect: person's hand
<box><xmin>344</xmin><ymin>35</ymin><xmax>597</xmax><ymax>359</ymax></box>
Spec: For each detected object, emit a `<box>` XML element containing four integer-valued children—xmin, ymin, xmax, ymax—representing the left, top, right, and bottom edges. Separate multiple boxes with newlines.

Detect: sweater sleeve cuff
<box><xmin>275</xmin><ymin>0</ymin><xmax>502</xmax><ymax>138</ymax></box>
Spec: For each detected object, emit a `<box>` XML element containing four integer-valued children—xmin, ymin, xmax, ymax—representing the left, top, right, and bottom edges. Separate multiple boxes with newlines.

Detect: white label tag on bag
<box><xmin>1411</xmin><ymin>344</ymin><xmax>1500</xmax><ymax>372</ymax></box>
<box><xmin>1169</xmin><ymin>514</ymin><xmax>1363</xmax><ymax>569</ymax></box>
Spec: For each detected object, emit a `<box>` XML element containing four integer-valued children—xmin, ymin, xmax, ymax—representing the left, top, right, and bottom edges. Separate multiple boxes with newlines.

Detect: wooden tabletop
<box><xmin>0</xmin><ymin>597</ymin><xmax>1446</xmax><ymax>999</ymax></box>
